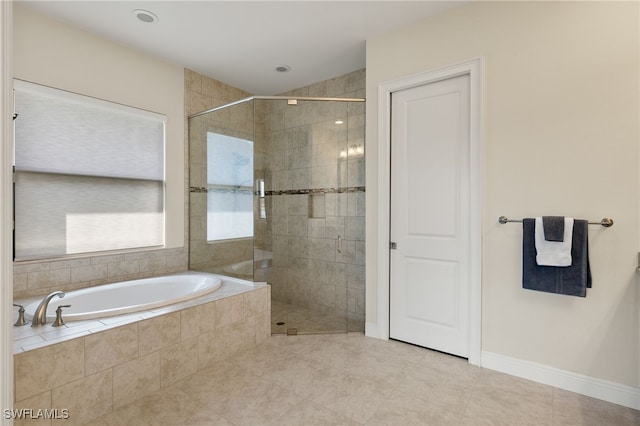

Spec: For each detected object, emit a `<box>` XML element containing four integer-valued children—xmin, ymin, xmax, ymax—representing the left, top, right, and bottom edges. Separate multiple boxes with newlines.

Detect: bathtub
<box><xmin>24</xmin><ymin>272</ymin><xmax>222</xmax><ymax>322</ymax></box>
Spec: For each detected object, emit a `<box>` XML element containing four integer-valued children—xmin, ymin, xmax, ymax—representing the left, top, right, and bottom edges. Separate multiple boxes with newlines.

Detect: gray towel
<box><xmin>522</xmin><ymin>218</ymin><xmax>591</xmax><ymax>297</ymax></box>
<box><xmin>542</xmin><ymin>216</ymin><xmax>565</xmax><ymax>242</ymax></box>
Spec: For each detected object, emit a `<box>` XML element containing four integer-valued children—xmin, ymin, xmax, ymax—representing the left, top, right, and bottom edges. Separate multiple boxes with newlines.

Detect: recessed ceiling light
<box><xmin>275</xmin><ymin>65</ymin><xmax>291</xmax><ymax>73</ymax></box>
<box><xmin>132</xmin><ymin>9</ymin><xmax>159</xmax><ymax>24</ymax></box>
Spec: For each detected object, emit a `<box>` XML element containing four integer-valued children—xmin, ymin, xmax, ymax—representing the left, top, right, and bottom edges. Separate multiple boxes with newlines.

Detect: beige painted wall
<box><xmin>13</xmin><ymin>5</ymin><xmax>185</xmax><ymax>251</ymax></box>
<box><xmin>366</xmin><ymin>1</ymin><xmax>639</xmax><ymax>387</ymax></box>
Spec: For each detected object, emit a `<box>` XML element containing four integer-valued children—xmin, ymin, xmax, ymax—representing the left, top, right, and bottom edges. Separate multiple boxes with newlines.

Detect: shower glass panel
<box><xmin>188</xmin><ymin>100</ymin><xmax>255</xmax><ymax>280</ymax></box>
<box><xmin>189</xmin><ymin>96</ymin><xmax>365</xmax><ymax>335</ymax></box>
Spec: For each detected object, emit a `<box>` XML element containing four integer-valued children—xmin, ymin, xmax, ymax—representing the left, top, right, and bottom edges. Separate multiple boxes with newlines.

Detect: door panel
<box><xmin>390</xmin><ymin>74</ymin><xmax>470</xmax><ymax>357</ymax></box>
<box><xmin>406</xmin><ymin>258</ymin><xmax>458</xmax><ymax>326</ymax></box>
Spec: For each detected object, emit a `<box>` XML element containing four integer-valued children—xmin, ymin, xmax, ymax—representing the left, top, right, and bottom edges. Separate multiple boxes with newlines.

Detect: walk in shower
<box><xmin>188</xmin><ymin>96</ymin><xmax>365</xmax><ymax>334</ymax></box>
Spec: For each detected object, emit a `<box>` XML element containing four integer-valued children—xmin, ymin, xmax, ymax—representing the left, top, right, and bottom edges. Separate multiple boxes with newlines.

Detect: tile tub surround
<box><xmin>12</xmin><ymin>247</ymin><xmax>189</xmax><ymax>300</ymax></box>
<box><xmin>13</xmin><ymin>280</ymin><xmax>270</xmax><ymax>425</ymax></box>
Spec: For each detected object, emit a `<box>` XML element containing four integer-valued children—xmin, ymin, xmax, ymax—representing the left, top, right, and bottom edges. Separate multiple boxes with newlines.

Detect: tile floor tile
<box><xmin>306</xmin><ymin>373</ymin><xmax>392</xmax><ymax>423</ymax></box>
<box><xmin>172</xmin><ymin>360</ymin><xmax>254</xmax><ymax>407</ymax></box>
<box><xmin>86</xmin><ymin>333</ymin><xmax>638</xmax><ymax>426</ymax></box>
<box><xmin>259</xmin><ymin>356</ymin><xmax>341</xmax><ymax>398</ymax></box>
<box><xmin>180</xmin><ymin>406</ymin><xmax>236</xmax><ymax>426</ymax></box>
<box><xmin>207</xmin><ymin>377</ymin><xmax>304</xmax><ymax>426</ymax></box>
<box><xmin>551</xmin><ymin>388</ymin><xmax>640</xmax><ymax>426</ymax></box>
<box><xmin>366</xmin><ymin>390</ymin><xmax>465</xmax><ymax>426</ymax></box>
<box><xmin>274</xmin><ymin>400</ymin><xmax>359</xmax><ymax>426</ymax></box>
<box><xmin>86</xmin><ymin>387</ymin><xmax>202</xmax><ymax>426</ymax></box>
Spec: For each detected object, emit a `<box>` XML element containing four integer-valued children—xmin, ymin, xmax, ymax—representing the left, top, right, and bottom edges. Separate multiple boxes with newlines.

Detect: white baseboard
<box><xmin>481</xmin><ymin>351</ymin><xmax>640</xmax><ymax>410</ymax></box>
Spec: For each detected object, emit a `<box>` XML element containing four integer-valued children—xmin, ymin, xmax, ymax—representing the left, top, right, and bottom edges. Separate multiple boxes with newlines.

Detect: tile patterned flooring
<box><xmin>271</xmin><ymin>301</ymin><xmax>351</xmax><ymax>335</ymax></box>
<box><xmin>89</xmin><ymin>333</ymin><xmax>639</xmax><ymax>426</ymax></box>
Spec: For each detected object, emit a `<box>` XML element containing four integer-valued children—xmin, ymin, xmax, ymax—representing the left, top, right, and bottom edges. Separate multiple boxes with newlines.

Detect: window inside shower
<box><xmin>206</xmin><ymin>132</ymin><xmax>253</xmax><ymax>241</ymax></box>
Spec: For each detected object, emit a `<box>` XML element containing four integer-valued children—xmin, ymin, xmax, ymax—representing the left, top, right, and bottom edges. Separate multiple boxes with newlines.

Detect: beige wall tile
<box><xmin>50</xmin><ymin>258</ymin><xmax>91</xmax><ymax>270</ymax></box>
<box><xmin>180</xmin><ymin>306</ymin><xmax>199</xmax><ymax>340</ymax></box>
<box><xmin>198</xmin><ymin>326</ymin><xmax>230</xmax><ymax>370</ymax></box>
<box><xmin>229</xmin><ymin>316</ymin><xmax>256</xmax><ymax>355</ymax></box>
<box><xmin>255</xmin><ymin>311</ymin><xmax>271</xmax><ymax>345</ymax></box>
<box><xmin>327</xmin><ymin>74</ymin><xmax>348</xmax><ymax>97</ymax></box>
<box><xmin>13</xmin><ymin>391</ymin><xmax>52</xmax><ymax>426</ymax></box>
<box><xmin>13</xmin><ymin>273</ymin><xmax>28</xmax><ymax>293</ymax></box>
<box><xmin>14</xmin><ymin>263</ymin><xmax>50</xmax><ymax>274</ymax></box>
<box><xmin>27</xmin><ymin>269</ymin><xmax>70</xmax><ymax>291</ymax></box>
<box><xmin>201</xmin><ymin>76</ymin><xmax>221</xmax><ymax>99</ymax></box>
<box><xmin>139</xmin><ymin>256</ymin><xmax>167</xmax><ymax>274</ymax></box>
<box><xmin>185</xmin><ymin>69</ymin><xmax>202</xmax><ymax>94</ymax></box>
<box><xmin>70</xmin><ymin>264</ymin><xmax>108</xmax><ymax>283</ymax></box>
<box><xmin>346</xmin><ymin>264</ymin><xmax>365</xmax><ymax>289</ymax></box>
<box><xmin>51</xmin><ymin>369</ymin><xmax>112</xmax><ymax>425</ymax></box>
<box><xmin>214</xmin><ymin>295</ymin><xmax>244</xmax><ymax>328</ymax></box>
<box><xmin>89</xmin><ymin>253</ymin><xmax>126</xmax><ymax>265</ymax></box>
<box><xmin>14</xmin><ymin>339</ymin><xmax>85</xmax><ymax>401</ymax></box>
<box><xmin>166</xmin><ymin>252</ymin><xmax>188</xmax><ymax>270</ymax></box>
<box><xmin>196</xmin><ymin>301</ymin><xmax>217</xmax><ymax>334</ymax></box>
<box><xmin>243</xmin><ymin>286</ymin><xmax>269</xmax><ymax>318</ymax></box>
<box><xmin>16</xmin><ymin>248</ymin><xmax>188</xmax><ymax>298</ymax></box>
<box><xmin>138</xmin><ymin>312</ymin><xmax>181</xmax><ymax>356</ymax></box>
<box><xmin>85</xmin><ymin>324</ymin><xmax>138</xmax><ymax>375</ymax></box>
<box><xmin>160</xmin><ymin>337</ymin><xmax>199</xmax><ymax>387</ymax></box>
<box><xmin>107</xmin><ymin>260</ymin><xmax>140</xmax><ymax>278</ymax></box>
<box><xmin>113</xmin><ymin>352</ymin><xmax>161</xmax><ymax>409</ymax></box>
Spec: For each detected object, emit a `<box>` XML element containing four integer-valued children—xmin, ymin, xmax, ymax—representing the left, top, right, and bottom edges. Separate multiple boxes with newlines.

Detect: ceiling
<box><xmin>17</xmin><ymin>1</ymin><xmax>466</xmax><ymax>95</ymax></box>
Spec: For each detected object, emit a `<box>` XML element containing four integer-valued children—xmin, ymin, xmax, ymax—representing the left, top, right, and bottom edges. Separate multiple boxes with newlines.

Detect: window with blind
<box><xmin>13</xmin><ymin>80</ymin><xmax>166</xmax><ymax>260</ymax></box>
<box><xmin>206</xmin><ymin>132</ymin><xmax>253</xmax><ymax>241</ymax></box>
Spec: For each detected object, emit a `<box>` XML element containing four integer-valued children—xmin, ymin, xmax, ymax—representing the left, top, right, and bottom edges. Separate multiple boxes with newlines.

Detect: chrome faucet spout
<box><xmin>31</xmin><ymin>291</ymin><xmax>65</xmax><ymax>327</ymax></box>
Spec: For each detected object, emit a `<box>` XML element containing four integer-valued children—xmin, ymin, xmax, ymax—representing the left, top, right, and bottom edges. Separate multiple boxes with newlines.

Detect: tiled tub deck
<box><xmin>12</xmin><ymin>276</ymin><xmax>270</xmax><ymax>425</ymax></box>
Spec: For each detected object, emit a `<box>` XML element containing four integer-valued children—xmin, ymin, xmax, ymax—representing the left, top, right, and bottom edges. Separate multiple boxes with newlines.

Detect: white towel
<box><xmin>535</xmin><ymin>217</ymin><xmax>574</xmax><ymax>266</ymax></box>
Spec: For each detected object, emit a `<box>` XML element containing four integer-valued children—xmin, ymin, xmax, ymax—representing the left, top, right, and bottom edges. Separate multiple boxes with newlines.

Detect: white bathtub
<box><xmin>24</xmin><ymin>272</ymin><xmax>222</xmax><ymax>322</ymax></box>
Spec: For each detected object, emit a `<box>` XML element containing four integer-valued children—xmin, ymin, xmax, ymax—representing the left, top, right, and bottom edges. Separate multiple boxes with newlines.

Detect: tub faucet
<box><xmin>31</xmin><ymin>291</ymin><xmax>65</xmax><ymax>327</ymax></box>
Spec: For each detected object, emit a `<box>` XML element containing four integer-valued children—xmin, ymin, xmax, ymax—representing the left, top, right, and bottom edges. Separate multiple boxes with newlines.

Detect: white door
<box><xmin>389</xmin><ymin>74</ymin><xmax>470</xmax><ymax>357</ymax></box>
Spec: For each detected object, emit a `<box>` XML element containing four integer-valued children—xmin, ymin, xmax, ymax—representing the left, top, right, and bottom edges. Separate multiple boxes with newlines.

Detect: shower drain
<box><xmin>276</xmin><ymin>321</ymin><xmax>285</xmax><ymax>326</ymax></box>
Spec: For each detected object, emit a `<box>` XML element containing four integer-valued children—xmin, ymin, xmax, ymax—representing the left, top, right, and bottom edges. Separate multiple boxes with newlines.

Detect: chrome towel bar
<box><xmin>498</xmin><ymin>216</ymin><xmax>614</xmax><ymax>228</ymax></box>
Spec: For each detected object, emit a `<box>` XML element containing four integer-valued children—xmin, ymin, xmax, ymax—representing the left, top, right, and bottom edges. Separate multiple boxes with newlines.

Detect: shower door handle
<box><xmin>337</xmin><ymin>235</ymin><xmax>342</xmax><ymax>253</ymax></box>
<box><xmin>256</xmin><ymin>179</ymin><xmax>265</xmax><ymax>198</ymax></box>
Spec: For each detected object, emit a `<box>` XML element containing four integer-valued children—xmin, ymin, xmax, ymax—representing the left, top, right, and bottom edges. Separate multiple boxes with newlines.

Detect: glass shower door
<box><xmin>188</xmin><ymin>95</ymin><xmax>365</xmax><ymax>336</ymax></box>
<box><xmin>256</xmin><ymin>98</ymin><xmax>365</xmax><ymax>335</ymax></box>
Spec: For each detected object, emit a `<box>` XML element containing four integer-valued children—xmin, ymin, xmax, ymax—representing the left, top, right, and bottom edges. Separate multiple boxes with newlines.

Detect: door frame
<box><xmin>376</xmin><ymin>58</ymin><xmax>483</xmax><ymax>366</ymax></box>
<box><xmin>1</xmin><ymin>0</ymin><xmax>14</xmax><ymax>414</ymax></box>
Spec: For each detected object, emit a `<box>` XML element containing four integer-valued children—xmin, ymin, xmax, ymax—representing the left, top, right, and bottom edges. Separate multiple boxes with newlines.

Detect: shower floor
<box><xmin>271</xmin><ymin>300</ymin><xmax>351</xmax><ymax>335</ymax></box>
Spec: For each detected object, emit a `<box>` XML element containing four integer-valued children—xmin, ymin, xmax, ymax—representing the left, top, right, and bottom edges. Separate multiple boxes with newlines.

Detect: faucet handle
<box><xmin>52</xmin><ymin>305</ymin><xmax>71</xmax><ymax>327</ymax></box>
<box><xmin>12</xmin><ymin>304</ymin><xmax>27</xmax><ymax>326</ymax></box>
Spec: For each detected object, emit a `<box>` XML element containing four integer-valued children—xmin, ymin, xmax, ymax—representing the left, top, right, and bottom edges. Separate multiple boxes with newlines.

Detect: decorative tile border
<box><xmin>267</xmin><ymin>187</ymin><xmax>365</xmax><ymax>195</ymax></box>
<box><xmin>190</xmin><ymin>186</ymin><xmax>365</xmax><ymax>195</ymax></box>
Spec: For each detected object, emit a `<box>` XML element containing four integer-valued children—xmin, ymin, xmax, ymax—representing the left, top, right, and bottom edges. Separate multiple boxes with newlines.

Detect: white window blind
<box><xmin>13</xmin><ymin>80</ymin><xmax>166</xmax><ymax>260</ymax></box>
<box><xmin>206</xmin><ymin>133</ymin><xmax>253</xmax><ymax>241</ymax></box>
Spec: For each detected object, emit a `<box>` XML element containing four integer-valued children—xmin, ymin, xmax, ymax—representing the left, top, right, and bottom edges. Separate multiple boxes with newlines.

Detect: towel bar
<box><xmin>498</xmin><ymin>216</ymin><xmax>614</xmax><ymax>228</ymax></box>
